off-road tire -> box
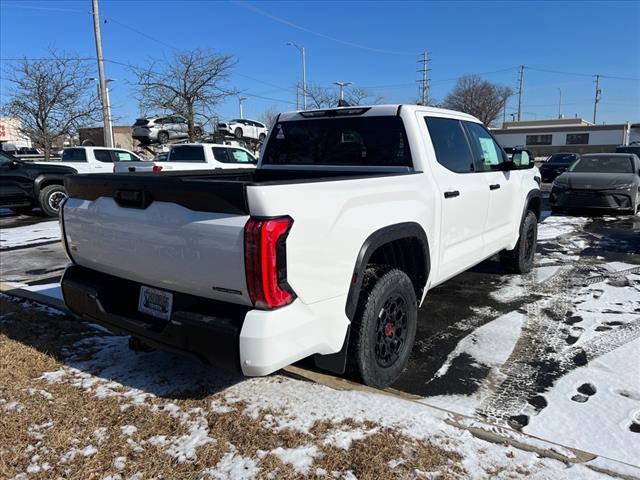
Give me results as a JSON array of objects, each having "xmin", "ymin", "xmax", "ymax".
[
  {"xmin": 38, "ymin": 184, "xmax": 67, "ymax": 217},
  {"xmin": 10, "ymin": 206, "xmax": 34, "ymax": 215},
  {"xmin": 347, "ymin": 265, "xmax": 418, "ymax": 388},
  {"xmin": 157, "ymin": 131, "xmax": 169, "ymax": 144},
  {"xmin": 500, "ymin": 211, "xmax": 538, "ymax": 274},
  {"xmin": 234, "ymin": 127, "xmax": 243, "ymax": 139}
]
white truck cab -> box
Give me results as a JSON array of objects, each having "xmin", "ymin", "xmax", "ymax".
[
  {"xmin": 61, "ymin": 105, "xmax": 541, "ymax": 388},
  {"xmin": 113, "ymin": 143, "xmax": 257, "ymax": 173},
  {"xmin": 36, "ymin": 147, "xmax": 142, "ymax": 174}
]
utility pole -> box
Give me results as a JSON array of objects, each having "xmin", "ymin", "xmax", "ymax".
[
  {"xmin": 558, "ymin": 88, "xmax": 562, "ymax": 119},
  {"xmin": 238, "ymin": 97, "xmax": 246, "ymax": 119},
  {"xmin": 334, "ymin": 81, "xmax": 352, "ymax": 101},
  {"xmin": 417, "ymin": 51, "xmax": 430, "ymax": 105},
  {"xmin": 91, "ymin": 0, "xmax": 113, "ymax": 147},
  {"xmin": 516, "ymin": 65, "xmax": 525, "ymax": 122},
  {"xmin": 287, "ymin": 42, "xmax": 307, "ymax": 110},
  {"xmin": 593, "ymin": 74, "xmax": 602, "ymax": 124}
]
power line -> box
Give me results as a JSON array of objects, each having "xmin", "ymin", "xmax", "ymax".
[
  {"xmin": 232, "ymin": 0, "xmax": 418, "ymax": 56},
  {"xmin": 104, "ymin": 16, "xmax": 181, "ymax": 51},
  {"xmin": 0, "ymin": 2, "xmax": 86, "ymax": 13},
  {"xmin": 528, "ymin": 66, "xmax": 640, "ymax": 82}
]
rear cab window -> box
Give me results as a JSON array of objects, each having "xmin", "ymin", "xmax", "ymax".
[
  {"xmin": 94, "ymin": 149, "xmax": 114, "ymax": 163},
  {"xmin": 262, "ymin": 116, "xmax": 412, "ymax": 167},
  {"xmin": 168, "ymin": 145, "xmax": 206, "ymax": 162},
  {"xmin": 424, "ymin": 117, "xmax": 475, "ymax": 173}
]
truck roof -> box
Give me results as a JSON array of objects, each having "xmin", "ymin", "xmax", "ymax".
[{"xmin": 278, "ymin": 104, "xmax": 481, "ymax": 123}]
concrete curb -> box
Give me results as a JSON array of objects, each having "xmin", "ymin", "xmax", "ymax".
[{"xmin": 1, "ymin": 284, "xmax": 638, "ymax": 479}]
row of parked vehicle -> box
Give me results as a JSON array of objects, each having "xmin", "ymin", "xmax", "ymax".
[
  {"xmin": 131, "ymin": 115, "xmax": 268, "ymax": 145},
  {"xmin": 0, "ymin": 143, "xmax": 257, "ymax": 216}
]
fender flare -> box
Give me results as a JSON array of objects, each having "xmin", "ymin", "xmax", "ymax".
[
  {"xmin": 522, "ymin": 188, "xmax": 542, "ymax": 223},
  {"xmin": 315, "ymin": 222, "xmax": 430, "ymax": 375},
  {"xmin": 346, "ymin": 222, "xmax": 431, "ymax": 320},
  {"xmin": 34, "ymin": 173, "xmax": 73, "ymax": 197}
]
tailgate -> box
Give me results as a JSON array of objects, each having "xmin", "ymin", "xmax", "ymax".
[{"xmin": 62, "ymin": 174, "xmax": 252, "ymax": 305}]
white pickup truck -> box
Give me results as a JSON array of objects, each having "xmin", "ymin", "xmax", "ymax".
[
  {"xmin": 60, "ymin": 105, "xmax": 541, "ymax": 388},
  {"xmin": 37, "ymin": 147, "xmax": 143, "ymax": 174},
  {"xmin": 113, "ymin": 143, "xmax": 257, "ymax": 173}
]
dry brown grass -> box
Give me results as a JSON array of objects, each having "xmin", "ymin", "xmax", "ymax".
[{"xmin": 0, "ymin": 297, "xmax": 465, "ymax": 479}]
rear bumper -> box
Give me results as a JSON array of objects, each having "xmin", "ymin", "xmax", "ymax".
[
  {"xmin": 61, "ymin": 265, "xmax": 350, "ymax": 376},
  {"xmin": 550, "ymin": 188, "xmax": 634, "ymax": 210}
]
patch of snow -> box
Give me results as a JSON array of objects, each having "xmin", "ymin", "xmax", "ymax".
[
  {"xmin": 40, "ymin": 369, "xmax": 66, "ymax": 383},
  {"xmin": 270, "ymin": 444, "xmax": 318, "ymax": 473},
  {"xmin": 120, "ymin": 425, "xmax": 137, "ymax": 436},
  {"xmin": 113, "ymin": 456, "xmax": 127, "ymax": 471},
  {"xmin": 323, "ymin": 428, "xmax": 375, "ymax": 450},
  {"xmin": 537, "ymin": 216, "xmax": 587, "ymax": 241},
  {"xmin": 204, "ymin": 448, "xmax": 258, "ymax": 480},
  {"xmin": 0, "ymin": 221, "xmax": 60, "ymax": 250},
  {"xmin": 165, "ymin": 422, "xmax": 211, "ymax": 463},
  {"xmin": 22, "ymin": 283, "xmax": 63, "ymax": 300},
  {"xmin": 93, "ymin": 427, "xmax": 108, "ymax": 443},
  {"xmin": 524, "ymin": 339, "xmax": 640, "ymax": 465},
  {"xmin": 26, "ymin": 388, "xmax": 53, "ymax": 400}
]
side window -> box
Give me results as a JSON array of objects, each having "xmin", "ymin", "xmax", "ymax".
[
  {"xmin": 114, "ymin": 150, "xmax": 137, "ymax": 162},
  {"xmin": 424, "ymin": 117, "xmax": 475, "ymax": 173},
  {"xmin": 212, "ymin": 147, "xmax": 229, "ymax": 162},
  {"xmin": 229, "ymin": 148, "xmax": 255, "ymax": 164},
  {"xmin": 61, "ymin": 148, "xmax": 87, "ymax": 162},
  {"xmin": 93, "ymin": 149, "xmax": 114, "ymax": 163},
  {"xmin": 463, "ymin": 122, "xmax": 506, "ymax": 172},
  {"xmin": 169, "ymin": 146, "xmax": 205, "ymax": 162}
]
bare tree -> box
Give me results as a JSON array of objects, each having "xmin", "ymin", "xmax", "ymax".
[
  {"xmin": 306, "ymin": 84, "xmax": 384, "ymax": 109},
  {"xmin": 2, "ymin": 51, "xmax": 101, "ymax": 159},
  {"xmin": 442, "ymin": 75, "xmax": 514, "ymax": 126},
  {"xmin": 134, "ymin": 49, "xmax": 236, "ymax": 140},
  {"xmin": 258, "ymin": 105, "xmax": 280, "ymax": 129}
]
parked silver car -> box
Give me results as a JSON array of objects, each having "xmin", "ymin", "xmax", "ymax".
[{"xmin": 132, "ymin": 115, "xmax": 203, "ymax": 145}]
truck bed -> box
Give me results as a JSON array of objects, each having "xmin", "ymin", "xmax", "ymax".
[{"xmin": 64, "ymin": 168, "xmax": 415, "ymax": 214}]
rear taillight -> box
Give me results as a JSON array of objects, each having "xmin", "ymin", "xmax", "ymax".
[
  {"xmin": 245, "ymin": 216, "xmax": 295, "ymax": 309},
  {"xmin": 152, "ymin": 165, "xmax": 163, "ymax": 172}
]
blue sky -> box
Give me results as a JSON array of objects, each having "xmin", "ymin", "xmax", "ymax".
[{"xmin": 1, "ymin": 0, "xmax": 639, "ymax": 127}]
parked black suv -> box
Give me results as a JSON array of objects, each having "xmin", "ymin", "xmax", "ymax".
[
  {"xmin": 539, "ymin": 152, "xmax": 580, "ymax": 183},
  {"xmin": 0, "ymin": 150, "xmax": 77, "ymax": 216}
]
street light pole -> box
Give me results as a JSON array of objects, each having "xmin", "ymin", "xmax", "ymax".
[
  {"xmin": 558, "ymin": 88, "xmax": 562, "ymax": 119},
  {"xmin": 91, "ymin": 0, "xmax": 113, "ymax": 147},
  {"xmin": 287, "ymin": 42, "xmax": 307, "ymax": 110},
  {"xmin": 239, "ymin": 97, "xmax": 247, "ymax": 119},
  {"xmin": 90, "ymin": 77, "xmax": 114, "ymax": 147}
]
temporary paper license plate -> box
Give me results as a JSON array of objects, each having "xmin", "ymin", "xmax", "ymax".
[{"xmin": 138, "ymin": 285, "xmax": 173, "ymax": 321}]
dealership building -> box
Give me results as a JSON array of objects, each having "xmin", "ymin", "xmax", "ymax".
[{"xmin": 492, "ymin": 118, "xmax": 639, "ymax": 157}]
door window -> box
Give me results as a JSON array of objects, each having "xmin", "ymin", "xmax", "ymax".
[
  {"xmin": 424, "ymin": 117, "xmax": 475, "ymax": 173},
  {"xmin": 463, "ymin": 122, "xmax": 506, "ymax": 172},
  {"xmin": 94, "ymin": 149, "xmax": 114, "ymax": 163},
  {"xmin": 114, "ymin": 151, "xmax": 138, "ymax": 162},
  {"xmin": 169, "ymin": 145, "xmax": 206, "ymax": 162}
]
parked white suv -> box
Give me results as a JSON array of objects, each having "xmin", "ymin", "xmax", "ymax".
[
  {"xmin": 60, "ymin": 105, "xmax": 541, "ymax": 388},
  {"xmin": 217, "ymin": 119, "xmax": 267, "ymax": 142},
  {"xmin": 132, "ymin": 116, "xmax": 203, "ymax": 145}
]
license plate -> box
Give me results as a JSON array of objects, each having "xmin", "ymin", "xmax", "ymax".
[{"xmin": 138, "ymin": 285, "xmax": 173, "ymax": 321}]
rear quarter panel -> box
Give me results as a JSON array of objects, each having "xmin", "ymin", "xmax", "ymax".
[{"xmin": 246, "ymin": 173, "xmax": 437, "ymax": 305}]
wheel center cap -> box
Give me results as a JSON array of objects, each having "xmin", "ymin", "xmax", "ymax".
[{"xmin": 384, "ymin": 322, "xmax": 394, "ymax": 337}]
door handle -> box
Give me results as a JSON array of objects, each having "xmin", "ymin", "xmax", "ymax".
[
  {"xmin": 444, "ymin": 190, "xmax": 460, "ymax": 199},
  {"xmin": 490, "ymin": 184, "xmax": 501, "ymax": 190}
]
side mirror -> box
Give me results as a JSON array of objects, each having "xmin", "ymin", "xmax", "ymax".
[
  {"xmin": 9, "ymin": 160, "xmax": 20, "ymax": 170},
  {"xmin": 498, "ymin": 160, "xmax": 517, "ymax": 171}
]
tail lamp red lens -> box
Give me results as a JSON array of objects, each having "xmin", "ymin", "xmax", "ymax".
[
  {"xmin": 152, "ymin": 165, "xmax": 163, "ymax": 172},
  {"xmin": 244, "ymin": 216, "xmax": 295, "ymax": 309}
]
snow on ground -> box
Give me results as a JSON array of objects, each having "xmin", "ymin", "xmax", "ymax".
[
  {"xmin": 524, "ymin": 338, "xmax": 640, "ymax": 466},
  {"xmin": 38, "ymin": 332, "xmax": 614, "ymax": 479},
  {"xmin": 0, "ymin": 220, "xmax": 60, "ymax": 250},
  {"xmin": 23, "ymin": 282, "xmax": 64, "ymax": 300},
  {"xmin": 537, "ymin": 215, "xmax": 588, "ymax": 241},
  {"xmin": 423, "ymin": 311, "xmax": 525, "ymax": 416}
]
